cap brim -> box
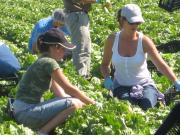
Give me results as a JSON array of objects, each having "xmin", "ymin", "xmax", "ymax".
[
  {"xmin": 58, "ymin": 42, "xmax": 76, "ymax": 50},
  {"xmin": 128, "ymin": 16, "xmax": 145, "ymax": 23},
  {"xmin": 42, "ymin": 41, "xmax": 76, "ymax": 50}
]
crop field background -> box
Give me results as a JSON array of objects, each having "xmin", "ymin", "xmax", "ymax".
[{"xmin": 0, "ymin": 0, "xmax": 179, "ymax": 134}]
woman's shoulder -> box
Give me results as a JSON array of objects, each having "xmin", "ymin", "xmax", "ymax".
[
  {"xmin": 141, "ymin": 34, "xmax": 156, "ymax": 53},
  {"xmin": 103, "ymin": 32, "xmax": 118, "ymax": 51},
  {"xmin": 142, "ymin": 34, "xmax": 154, "ymax": 45},
  {"xmin": 35, "ymin": 57, "xmax": 60, "ymax": 71},
  {"xmin": 106, "ymin": 32, "xmax": 117, "ymax": 43}
]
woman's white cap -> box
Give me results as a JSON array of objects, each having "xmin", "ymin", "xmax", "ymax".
[{"xmin": 121, "ymin": 4, "xmax": 144, "ymax": 23}]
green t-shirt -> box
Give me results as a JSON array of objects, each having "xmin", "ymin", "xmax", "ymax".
[{"xmin": 16, "ymin": 55, "xmax": 59, "ymax": 104}]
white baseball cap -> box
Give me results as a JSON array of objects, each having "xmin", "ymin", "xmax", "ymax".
[{"xmin": 121, "ymin": 4, "xmax": 144, "ymax": 23}]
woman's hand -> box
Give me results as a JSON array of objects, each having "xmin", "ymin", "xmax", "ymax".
[
  {"xmin": 95, "ymin": 101, "xmax": 103, "ymax": 109},
  {"xmin": 174, "ymin": 80, "xmax": 180, "ymax": 92},
  {"xmin": 104, "ymin": 76, "xmax": 113, "ymax": 90}
]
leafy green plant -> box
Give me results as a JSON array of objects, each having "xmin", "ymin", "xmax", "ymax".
[{"xmin": 0, "ymin": 0, "xmax": 179, "ymax": 134}]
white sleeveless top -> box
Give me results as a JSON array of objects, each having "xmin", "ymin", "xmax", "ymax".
[{"xmin": 112, "ymin": 31, "xmax": 155, "ymax": 87}]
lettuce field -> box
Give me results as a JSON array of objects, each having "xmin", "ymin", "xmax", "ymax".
[{"xmin": 0, "ymin": 0, "xmax": 180, "ymax": 134}]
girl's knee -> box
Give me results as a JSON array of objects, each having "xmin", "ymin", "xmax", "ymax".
[{"xmin": 71, "ymin": 98, "xmax": 84, "ymax": 109}]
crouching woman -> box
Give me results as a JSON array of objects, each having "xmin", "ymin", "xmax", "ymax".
[{"xmin": 13, "ymin": 28, "xmax": 95, "ymax": 135}]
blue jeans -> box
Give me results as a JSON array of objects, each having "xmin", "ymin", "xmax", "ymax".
[
  {"xmin": 13, "ymin": 97, "xmax": 73, "ymax": 130},
  {"xmin": 65, "ymin": 12, "xmax": 91, "ymax": 77},
  {"xmin": 0, "ymin": 60, "xmax": 18, "ymax": 76},
  {"xmin": 113, "ymin": 85, "xmax": 158, "ymax": 110}
]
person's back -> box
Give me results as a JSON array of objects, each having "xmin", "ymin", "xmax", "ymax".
[
  {"xmin": 28, "ymin": 16, "xmax": 53, "ymax": 52},
  {"xmin": 28, "ymin": 9, "xmax": 71, "ymax": 53},
  {"xmin": 16, "ymin": 56, "xmax": 58, "ymax": 104},
  {"xmin": 0, "ymin": 41, "xmax": 21, "ymax": 76},
  {"xmin": 33, "ymin": 16, "xmax": 53, "ymax": 34}
]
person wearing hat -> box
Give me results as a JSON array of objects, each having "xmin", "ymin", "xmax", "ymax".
[
  {"xmin": 28, "ymin": 8, "xmax": 71, "ymax": 54},
  {"xmin": 100, "ymin": 4, "xmax": 180, "ymax": 110},
  {"xmin": 13, "ymin": 28, "xmax": 97, "ymax": 135}
]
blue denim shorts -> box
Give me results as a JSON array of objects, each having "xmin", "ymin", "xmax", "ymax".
[{"xmin": 14, "ymin": 97, "xmax": 73, "ymax": 130}]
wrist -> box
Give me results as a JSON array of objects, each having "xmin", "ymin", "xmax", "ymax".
[
  {"xmin": 174, "ymin": 80, "xmax": 180, "ymax": 92},
  {"xmin": 92, "ymin": 100, "xmax": 96, "ymax": 104},
  {"xmin": 174, "ymin": 80, "xmax": 180, "ymax": 85}
]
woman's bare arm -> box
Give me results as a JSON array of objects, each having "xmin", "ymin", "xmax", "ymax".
[
  {"xmin": 143, "ymin": 35, "xmax": 177, "ymax": 82},
  {"xmin": 100, "ymin": 33, "xmax": 115, "ymax": 78},
  {"xmin": 51, "ymin": 80, "xmax": 70, "ymax": 97},
  {"xmin": 51, "ymin": 69, "xmax": 95, "ymax": 105}
]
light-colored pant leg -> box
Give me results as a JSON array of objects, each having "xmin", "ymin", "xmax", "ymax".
[
  {"xmin": 13, "ymin": 97, "xmax": 72, "ymax": 130},
  {"xmin": 65, "ymin": 12, "xmax": 91, "ymax": 77}
]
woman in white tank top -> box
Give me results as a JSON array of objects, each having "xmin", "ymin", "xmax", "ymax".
[{"xmin": 100, "ymin": 4, "xmax": 180, "ymax": 110}]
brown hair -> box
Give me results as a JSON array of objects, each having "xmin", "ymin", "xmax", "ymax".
[
  {"xmin": 116, "ymin": 9, "xmax": 122, "ymax": 22},
  {"xmin": 117, "ymin": 8, "xmax": 125, "ymax": 29},
  {"xmin": 37, "ymin": 34, "xmax": 54, "ymax": 53}
]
